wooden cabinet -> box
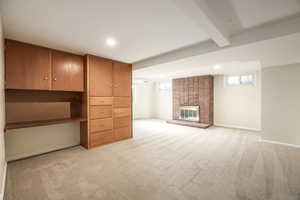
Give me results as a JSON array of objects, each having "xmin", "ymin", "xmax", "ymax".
[
  {"xmin": 113, "ymin": 108, "xmax": 131, "ymax": 118},
  {"xmin": 4, "ymin": 40, "xmax": 132, "ymax": 151},
  {"xmin": 112, "ymin": 63, "xmax": 132, "ymax": 141},
  {"xmin": 89, "ymin": 97, "xmax": 113, "ymax": 106},
  {"xmin": 5, "ymin": 40, "xmax": 52, "ymax": 90},
  {"xmin": 83, "ymin": 55, "xmax": 132, "ymax": 149},
  {"xmin": 90, "ymin": 106, "xmax": 112, "ymax": 119},
  {"xmin": 89, "ymin": 56, "xmax": 113, "ymax": 96},
  {"xmin": 5, "ymin": 40, "xmax": 84, "ymax": 92},
  {"xmin": 114, "ymin": 116, "xmax": 131, "ymax": 129},
  {"xmin": 52, "ymin": 50, "xmax": 84, "ymax": 92},
  {"xmin": 115, "ymin": 126, "xmax": 132, "ymax": 141},
  {"xmin": 90, "ymin": 118, "xmax": 113, "ymax": 133},
  {"xmin": 90, "ymin": 130, "xmax": 115, "ymax": 147},
  {"xmin": 114, "ymin": 97, "xmax": 131, "ymax": 108},
  {"xmin": 113, "ymin": 62, "xmax": 132, "ymax": 97}
]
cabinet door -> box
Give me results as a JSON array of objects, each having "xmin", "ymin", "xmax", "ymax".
[
  {"xmin": 90, "ymin": 106, "xmax": 112, "ymax": 119},
  {"xmin": 90, "ymin": 130, "xmax": 115, "ymax": 147},
  {"xmin": 113, "ymin": 108, "xmax": 131, "ymax": 118},
  {"xmin": 52, "ymin": 51, "xmax": 84, "ymax": 92},
  {"xmin": 114, "ymin": 116, "xmax": 131, "ymax": 129},
  {"xmin": 113, "ymin": 62, "xmax": 132, "ymax": 97},
  {"xmin": 88, "ymin": 56, "xmax": 113, "ymax": 96},
  {"xmin": 113, "ymin": 97, "xmax": 131, "ymax": 108},
  {"xmin": 90, "ymin": 118, "xmax": 113, "ymax": 133},
  {"xmin": 115, "ymin": 126, "xmax": 132, "ymax": 141},
  {"xmin": 5, "ymin": 40, "xmax": 51, "ymax": 90}
]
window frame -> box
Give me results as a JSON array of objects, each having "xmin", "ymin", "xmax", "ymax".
[
  {"xmin": 225, "ymin": 74, "xmax": 255, "ymax": 86},
  {"xmin": 157, "ymin": 81, "xmax": 172, "ymax": 91}
]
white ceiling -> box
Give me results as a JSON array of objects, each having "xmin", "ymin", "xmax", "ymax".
[
  {"xmin": 133, "ymin": 32, "xmax": 300, "ymax": 80},
  {"xmin": 0, "ymin": 0, "xmax": 209, "ymax": 63},
  {"xmin": 134, "ymin": 60, "xmax": 262, "ymax": 81},
  {"xmin": 1, "ymin": 0, "xmax": 300, "ymax": 63},
  {"xmin": 229, "ymin": 0, "xmax": 300, "ymax": 28}
]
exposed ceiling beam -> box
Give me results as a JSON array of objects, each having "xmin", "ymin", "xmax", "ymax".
[
  {"xmin": 173, "ymin": 0, "xmax": 231, "ymax": 47},
  {"xmin": 133, "ymin": 15, "xmax": 300, "ymax": 70}
]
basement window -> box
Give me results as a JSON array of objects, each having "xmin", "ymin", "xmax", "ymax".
[
  {"xmin": 227, "ymin": 76, "xmax": 240, "ymax": 86},
  {"xmin": 240, "ymin": 75, "xmax": 254, "ymax": 85},
  {"xmin": 158, "ymin": 82, "xmax": 171, "ymax": 91},
  {"xmin": 226, "ymin": 74, "xmax": 254, "ymax": 86}
]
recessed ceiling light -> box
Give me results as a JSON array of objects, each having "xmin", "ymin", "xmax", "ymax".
[
  {"xmin": 214, "ymin": 65, "xmax": 221, "ymax": 70},
  {"xmin": 106, "ymin": 38, "xmax": 117, "ymax": 47}
]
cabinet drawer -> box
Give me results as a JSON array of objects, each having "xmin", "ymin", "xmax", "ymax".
[
  {"xmin": 90, "ymin": 106, "xmax": 112, "ymax": 119},
  {"xmin": 114, "ymin": 97, "xmax": 131, "ymax": 108},
  {"xmin": 114, "ymin": 116, "xmax": 131, "ymax": 129},
  {"xmin": 113, "ymin": 108, "xmax": 131, "ymax": 118},
  {"xmin": 90, "ymin": 118, "xmax": 113, "ymax": 132},
  {"xmin": 90, "ymin": 130, "xmax": 114, "ymax": 147},
  {"xmin": 90, "ymin": 97, "xmax": 113, "ymax": 106},
  {"xmin": 115, "ymin": 127, "xmax": 132, "ymax": 141}
]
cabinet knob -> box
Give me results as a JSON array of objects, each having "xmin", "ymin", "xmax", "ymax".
[
  {"xmin": 53, "ymin": 78, "xmax": 57, "ymax": 81},
  {"xmin": 43, "ymin": 76, "xmax": 48, "ymax": 80}
]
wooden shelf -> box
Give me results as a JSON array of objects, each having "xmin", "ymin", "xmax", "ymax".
[{"xmin": 5, "ymin": 117, "xmax": 87, "ymax": 130}]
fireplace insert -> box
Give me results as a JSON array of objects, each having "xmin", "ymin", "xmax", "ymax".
[{"xmin": 179, "ymin": 106, "xmax": 199, "ymax": 122}]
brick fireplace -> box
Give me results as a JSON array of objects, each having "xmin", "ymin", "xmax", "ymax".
[{"xmin": 172, "ymin": 75, "xmax": 213, "ymax": 125}]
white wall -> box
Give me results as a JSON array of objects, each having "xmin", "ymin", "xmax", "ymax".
[
  {"xmin": 133, "ymin": 80, "xmax": 172, "ymax": 120},
  {"xmin": 133, "ymin": 82, "xmax": 154, "ymax": 119},
  {"xmin": 214, "ymin": 72, "xmax": 261, "ymax": 131},
  {"xmin": 153, "ymin": 81, "xmax": 172, "ymax": 120},
  {"xmin": 134, "ymin": 75, "xmax": 262, "ymax": 131},
  {"xmin": 0, "ymin": 14, "xmax": 6, "ymax": 199},
  {"xmin": 262, "ymin": 63, "xmax": 300, "ymax": 146},
  {"xmin": 5, "ymin": 123, "xmax": 80, "ymax": 161}
]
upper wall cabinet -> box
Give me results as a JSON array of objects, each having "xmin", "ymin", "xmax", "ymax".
[
  {"xmin": 88, "ymin": 55, "xmax": 113, "ymax": 97},
  {"xmin": 5, "ymin": 40, "xmax": 52, "ymax": 90},
  {"xmin": 5, "ymin": 40, "xmax": 84, "ymax": 92},
  {"xmin": 52, "ymin": 50, "xmax": 84, "ymax": 92},
  {"xmin": 113, "ymin": 62, "xmax": 132, "ymax": 97}
]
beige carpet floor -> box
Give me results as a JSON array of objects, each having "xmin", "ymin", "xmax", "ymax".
[{"xmin": 4, "ymin": 120, "xmax": 300, "ymax": 200}]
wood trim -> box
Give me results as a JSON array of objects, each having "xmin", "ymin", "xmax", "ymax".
[
  {"xmin": 81, "ymin": 55, "xmax": 90, "ymax": 148},
  {"xmin": 5, "ymin": 89, "xmax": 83, "ymax": 103},
  {"xmin": 6, "ymin": 117, "xmax": 87, "ymax": 130}
]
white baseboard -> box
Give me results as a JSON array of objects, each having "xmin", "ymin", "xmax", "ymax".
[
  {"xmin": 260, "ymin": 139, "xmax": 300, "ymax": 148},
  {"xmin": 214, "ymin": 123, "xmax": 261, "ymax": 132},
  {"xmin": 0, "ymin": 162, "xmax": 7, "ymax": 200}
]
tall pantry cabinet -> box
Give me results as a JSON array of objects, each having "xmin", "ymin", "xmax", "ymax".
[{"xmin": 82, "ymin": 55, "xmax": 132, "ymax": 149}]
